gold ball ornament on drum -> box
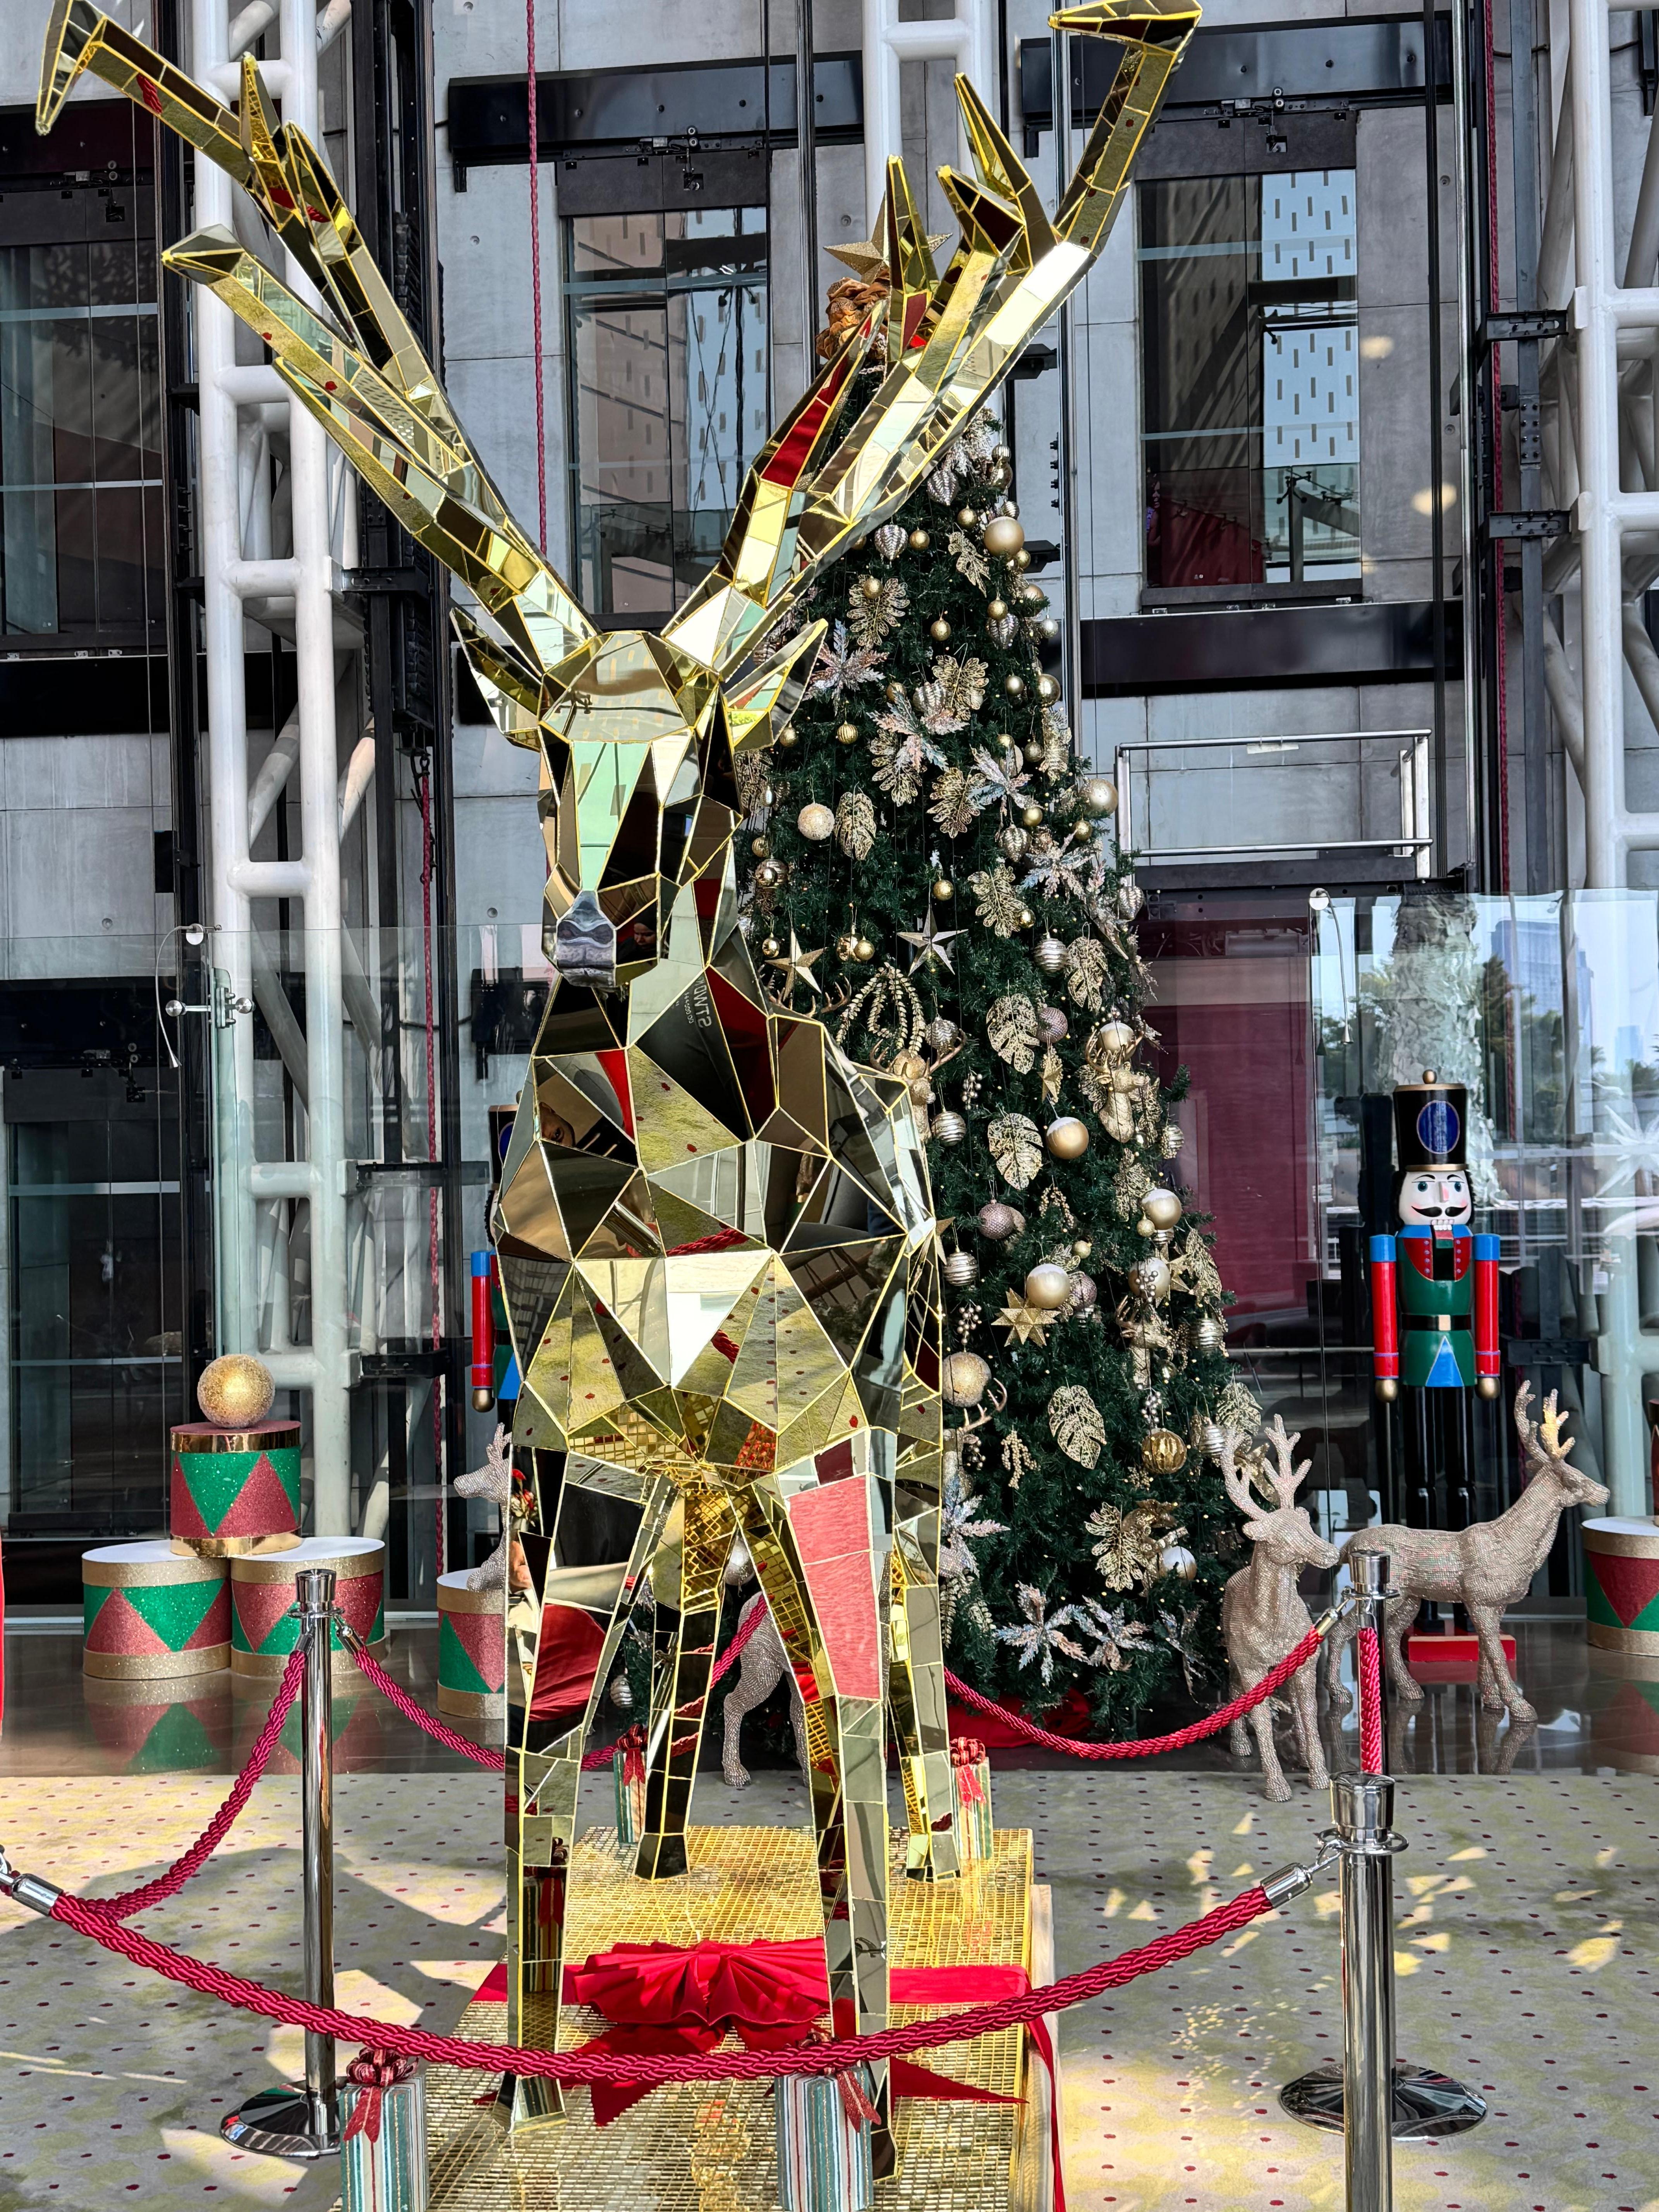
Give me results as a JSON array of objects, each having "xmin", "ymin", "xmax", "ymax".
[
  {"xmin": 1143, "ymin": 1187, "xmax": 1183, "ymax": 1233},
  {"xmin": 1024, "ymin": 1263, "xmax": 1073, "ymax": 1311},
  {"xmin": 796, "ymin": 802, "xmax": 835, "ymax": 842},
  {"xmin": 982, "ymin": 514, "xmax": 1025, "ymax": 558},
  {"xmin": 1141, "ymin": 1427, "xmax": 1189, "ymax": 1475},
  {"xmin": 943, "ymin": 1350, "xmax": 993, "ymax": 1407},
  {"xmin": 198, "ymin": 1353, "xmax": 275, "ymax": 1427},
  {"xmin": 1046, "ymin": 1115, "xmax": 1090, "ymax": 1160}
]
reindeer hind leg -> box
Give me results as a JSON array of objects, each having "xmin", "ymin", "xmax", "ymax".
[{"xmin": 636, "ymin": 1480, "xmax": 737, "ymax": 1879}]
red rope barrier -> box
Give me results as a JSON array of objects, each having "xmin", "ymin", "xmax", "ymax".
[
  {"xmin": 1357, "ymin": 1626, "xmax": 1384, "ymax": 1776},
  {"xmin": 943, "ymin": 1621, "xmax": 1329, "ymax": 1759},
  {"xmin": 48, "ymin": 1882, "xmax": 1267, "ymax": 2083},
  {"xmin": 84, "ymin": 1646, "xmax": 306, "ymax": 1923}
]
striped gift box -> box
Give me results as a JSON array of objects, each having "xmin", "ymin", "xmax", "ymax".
[
  {"xmin": 775, "ymin": 2066, "xmax": 874, "ymax": 2212},
  {"xmin": 340, "ymin": 2055, "xmax": 428, "ymax": 2212},
  {"xmin": 613, "ymin": 1726, "xmax": 647, "ymax": 1846},
  {"xmin": 950, "ymin": 1736, "xmax": 994, "ymax": 1862}
]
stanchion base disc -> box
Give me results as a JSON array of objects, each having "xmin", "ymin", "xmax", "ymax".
[
  {"xmin": 220, "ymin": 2085, "xmax": 339, "ymax": 2158},
  {"xmin": 1279, "ymin": 2061, "xmax": 1487, "ymax": 2141}
]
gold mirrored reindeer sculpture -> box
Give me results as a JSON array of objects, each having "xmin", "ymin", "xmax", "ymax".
[{"xmin": 40, "ymin": 0, "xmax": 1197, "ymax": 2148}]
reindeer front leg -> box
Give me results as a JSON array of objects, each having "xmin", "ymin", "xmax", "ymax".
[
  {"xmin": 637, "ymin": 1478, "xmax": 737, "ymax": 1879},
  {"xmin": 1468, "ymin": 1600, "xmax": 1532, "ymax": 1721},
  {"xmin": 497, "ymin": 1463, "xmax": 679, "ymax": 2131},
  {"xmin": 888, "ymin": 1522, "xmax": 959, "ymax": 1881}
]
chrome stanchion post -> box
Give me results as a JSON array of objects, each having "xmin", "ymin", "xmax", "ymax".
[
  {"xmin": 222, "ymin": 1567, "xmax": 341, "ymax": 2158},
  {"xmin": 1281, "ymin": 1555, "xmax": 1486, "ymax": 2195}
]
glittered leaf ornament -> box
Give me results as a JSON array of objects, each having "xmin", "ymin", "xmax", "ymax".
[
  {"xmin": 1048, "ymin": 1384, "xmax": 1105, "ymax": 1469},
  {"xmin": 988, "ymin": 1112, "xmax": 1043, "ymax": 1189},
  {"xmin": 986, "ymin": 996, "xmax": 1040, "ymax": 1073},
  {"xmin": 835, "ymin": 790, "xmax": 877, "ymax": 860}
]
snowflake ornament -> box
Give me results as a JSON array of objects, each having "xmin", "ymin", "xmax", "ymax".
[{"xmin": 995, "ymin": 1583, "xmax": 1086, "ymax": 1683}]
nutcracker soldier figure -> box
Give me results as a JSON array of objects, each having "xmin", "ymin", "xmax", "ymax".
[{"xmin": 1369, "ymin": 1074, "xmax": 1501, "ymax": 1540}]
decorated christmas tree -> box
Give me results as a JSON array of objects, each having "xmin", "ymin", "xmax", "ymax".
[{"xmin": 735, "ymin": 271, "xmax": 1254, "ymax": 1726}]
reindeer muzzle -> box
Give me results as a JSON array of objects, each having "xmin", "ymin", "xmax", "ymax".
[{"xmin": 553, "ymin": 891, "xmax": 617, "ymax": 990}]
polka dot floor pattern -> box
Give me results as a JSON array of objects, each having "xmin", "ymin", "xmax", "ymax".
[{"xmin": 2, "ymin": 1765, "xmax": 1655, "ymax": 2210}]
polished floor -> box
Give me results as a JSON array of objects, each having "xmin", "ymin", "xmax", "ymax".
[{"xmin": 1, "ymin": 1616, "xmax": 1653, "ymax": 1781}]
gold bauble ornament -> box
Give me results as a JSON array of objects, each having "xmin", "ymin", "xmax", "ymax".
[
  {"xmin": 931, "ymin": 876, "xmax": 954, "ymax": 903},
  {"xmin": 1013, "ymin": 548, "xmax": 1031, "ymax": 570},
  {"xmin": 859, "ymin": 573, "xmax": 883, "ymax": 601},
  {"xmin": 1017, "ymin": 905, "xmax": 1035, "ymax": 928},
  {"xmin": 796, "ymin": 802, "xmax": 835, "ymax": 842},
  {"xmin": 836, "ymin": 720, "xmax": 860, "ymax": 746},
  {"xmin": 1071, "ymin": 819, "xmax": 1094, "ymax": 844},
  {"xmin": 1141, "ymin": 1427, "xmax": 1189, "ymax": 1475},
  {"xmin": 759, "ymin": 935, "xmax": 782, "ymax": 960},
  {"xmin": 987, "ymin": 597, "xmax": 1008, "ymax": 621},
  {"xmin": 1036, "ymin": 673, "xmax": 1058, "ymax": 702},
  {"xmin": 908, "ymin": 527, "xmax": 930, "ymax": 550},
  {"xmin": 754, "ymin": 858, "xmax": 785, "ymax": 890},
  {"xmin": 983, "ymin": 514, "xmax": 1026, "ymax": 558},
  {"xmin": 1004, "ymin": 673, "xmax": 1025, "ymax": 697},
  {"xmin": 1081, "ymin": 775, "xmax": 1119, "ymax": 817},
  {"xmin": 1143, "ymin": 1186, "xmax": 1183, "ymax": 1232},
  {"xmin": 957, "ymin": 507, "xmax": 978, "ymax": 529},
  {"xmin": 750, "ymin": 835, "xmax": 772, "ymax": 859},
  {"xmin": 1024, "ymin": 1262, "xmax": 1073, "ymax": 1310},
  {"xmin": 943, "ymin": 1350, "xmax": 992, "ymax": 1407},
  {"xmin": 1134, "ymin": 1255, "xmax": 1172, "ymax": 1302},
  {"xmin": 1033, "ymin": 933, "xmax": 1067, "ymax": 974},
  {"xmin": 853, "ymin": 934, "xmax": 877, "ymax": 962},
  {"xmin": 198, "ymin": 1352, "xmax": 275, "ymax": 1427},
  {"xmin": 925, "ymin": 1015, "xmax": 961, "ymax": 1052},
  {"xmin": 929, "ymin": 617, "xmax": 951, "ymax": 643},
  {"xmin": 1072, "ymin": 1237, "xmax": 1093, "ymax": 1259},
  {"xmin": 1045, "ymin": 1115, "xmax": 1090, "ymax": 1159},
  {"xmin": 1020, "ymin": 800, "xmax": 1045, "ymax": 829},
  {"xmin": 1024, "ymin": 740, "xmax": 1045, "ymax": 767}
]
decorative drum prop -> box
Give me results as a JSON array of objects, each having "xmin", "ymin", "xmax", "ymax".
[
  {"xmin": 82, "ymin": 1541, "xmax": 230, "ymax": 1680},
  {"xmin": 230, "ymin": 1535, "xmax": 386, "ymax": 1681},
  {"xmin": 436, "ymin": 1570, "xmax": 505, "ymax": 1716},
  {"xmin": 170, "ymin": 1416, "xmax": 301, "ymax": 1557},
  {"xmin": 1583, "ymin": 1516, "xmax": 1659, "ymax": 1655}
]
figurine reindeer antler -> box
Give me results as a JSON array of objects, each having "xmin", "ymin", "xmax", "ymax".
[
  {"xmin": 1513, "ymin": 1381, "xmax": 1574, "ymax": 1470},
  {"xmin": 1261, "ymin": 1415, "xmax": 1312, "ymax": 1508},
  {"xmin": 1216, "ymin": 1427, "xmax": 1267, "ymax": 1521}
]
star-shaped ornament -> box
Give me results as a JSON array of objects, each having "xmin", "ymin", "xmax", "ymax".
[
  {"xmin": 992, "ymin": 1295, "xmax": 1049, "ymax": 1348},
  {"xmin": 898, "ymin": 910, "xmax": 963, "ymax": 975},
  {"xmin": 828, "ymin": 231, "xmax": 947, "ymax": 282},
  {"xmin": 765, "ymin": 931, "xmax": 824, "ymax": 1000}
]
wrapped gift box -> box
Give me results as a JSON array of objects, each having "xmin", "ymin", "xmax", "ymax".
[
  {"xmin": 950, "ymin": 1736, "xmax": 993, "ymax": 1862},
  {"xmin": 340, "ymin": 2050, "xmax": 428, "ymax": 2212},
  {"xmin": 775, "ymin": 2063, "xmax": 875, "ymax": 2212},
  {"xmin": 613, "ymin": 1724, "xmax": 647, "ymax": 1846}
]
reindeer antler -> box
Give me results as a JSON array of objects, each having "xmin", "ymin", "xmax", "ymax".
[
  {"xmin": 1216, "ymin": 1427, "xmax": 1267, "ymax": 1521},
  {"xmin": 664, "ymin": 0, "xmax": 1200, "ymax": 677},
  {"xmin": 1261, "ymin": 1415, "xmax": 1312, "ymax": 1509},
  {"xmin": 1513, "ymin": 1381, "xmax": 1574, "ymax": 1470}
]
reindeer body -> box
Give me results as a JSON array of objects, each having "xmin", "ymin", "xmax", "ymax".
[
  {"xmin": 41, "ymin": 0, "xmax": 1201, "ymax": 2148},
  {"xmin": 1218, "ymin": 1420, "xmax": 1339, "ymax": 1801},
  {"xmin": 1329, "ymin": 1386, "xmax": 1608, "ymax": 1719}
]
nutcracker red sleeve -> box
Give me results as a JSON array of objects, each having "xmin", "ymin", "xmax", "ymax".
[
  {"xmin": 470, "ymin": 1249, "xmax": 496, "ymax": 1410},
  {"xmin": 1369, "ymin": 1234, "xmax": 1399, "ymax": 1388},
  {"xmin": 1474, "ymin": 1232, "xmax": 1500, "ymax": 1382}
]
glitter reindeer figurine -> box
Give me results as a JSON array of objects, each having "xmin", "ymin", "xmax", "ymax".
[{"xmin": 40, "ymin": 0, "xmax": 1199, "ymax": 2150}]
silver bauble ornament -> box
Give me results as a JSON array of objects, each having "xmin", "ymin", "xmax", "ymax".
[
  {"xmin": 608, "ymin": 1673, "xmax": 634, "ymax": 1711},
  {"xmin": 943, "ymin": 1250, "xmax": 980, "ymax": 1288},
  {"xmin": 1024, "ymin": 1262, "xmax": 1073, "ymax": 1311},
  {"xmin": 1067, "ymin": 1270, "xmax": 1097, "ymax": 1311},
  {"xmin": 874, "ymin": 522, "xmax": 906, "ymax": 560},
  {"xmin": 924, "ymin": 1015, "xmax": 961, "ymax": 1054},
  {"xmin": 933, "ymin": 1109, "xmax": 968, "ymax": 1147},
  {"xmin": 977, "ymin": 1200, "xmax": 1023, "ymax": 1241},
  {"xmin": 943, "ymin": 1350, "xmax": 992, "ymax": 1407},
  {"xmin": 1160, "ymin": 1543, "xmax": 1198, "ymax": 1582},
  {"xmin": 1033, "ymin": 933, "xmax": 1066, "ymax": 975},
  {"xmin": 1143, "ymin": 1186, "xmax": 1183, "ymax": 1232},
  {"xmin": 796, "ymin": 802, "xmax": 835, "ymax": 842},
  {"xmin": 1194, "ymin": 1315, "xmax": 1225, "ymax": 1354}
]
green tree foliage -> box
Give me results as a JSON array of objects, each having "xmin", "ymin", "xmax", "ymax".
[{"xmin": 738, "ymin": 402, "xmax": 1249, "ymax": 1725}]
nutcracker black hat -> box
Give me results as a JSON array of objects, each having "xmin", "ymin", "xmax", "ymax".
[{"xmin": 1393, "ymin": 1071, "xmax": 1467, "ymax": 1172}]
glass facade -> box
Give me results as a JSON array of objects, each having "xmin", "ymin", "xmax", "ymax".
[
  {"xmin": 0, "ymin": 175, "xmax": 163, "ymax": 649},
  {"xmin": 565, "ymin": 206, "xmax": 768, "ymax": 623},
  {"xmin": 1139, "ymin": 167, "xmax": 1359, "ymax": 591}
]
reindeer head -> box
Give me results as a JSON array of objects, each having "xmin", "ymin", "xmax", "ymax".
[
  {"xmin": 38, "ymin": 0, "xmax": 1200, "ymax": 994},
  {"xmin": 1513, "ymin": 1384, "xmax": 1610, "ymax": 1510},
  {"xmin": 1218, "ymin": 1417, "xmax": 1339, "ymax": 1573}
]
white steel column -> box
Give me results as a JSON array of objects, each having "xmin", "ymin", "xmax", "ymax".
[
  {"xmin": 191, "ymin": 0, "xmax": 355, "ymax": 1533},
  {"xmin": 861, "ymin": 0, "xmax": 997, "ymax": 224}
]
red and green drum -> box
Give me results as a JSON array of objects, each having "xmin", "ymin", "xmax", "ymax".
[
  {"xmin": 230, "ymin": 1535, "xmax": 386, "ymax": 1681},
  {"xmin": 1583, "ymin": 1516, "xmax": 1659, "ymax": 1655},
  {"xmin": 82, "ymin": 1541, "xmax": 231, "ymax": 1680},
  {"xmin": 436, "ymin": 1570, "xmax": 505, "ymax": 1716},
  {"xmin": 170, "ymin": 1417, "xmax": 302, "ymax": 1557}
]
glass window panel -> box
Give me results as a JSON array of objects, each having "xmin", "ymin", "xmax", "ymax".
[{"xmin": 571, "ymin": 211, "xmax": 666, "ymax": 277}]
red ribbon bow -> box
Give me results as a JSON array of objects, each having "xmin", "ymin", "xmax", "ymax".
[
  {"xmin": 950, "ymin": 1737, "xmax": 988, "ymax": 1803},
  {"xmin": 340, "ymin": 2045, "xmax": 415, "ymax": 2146}
]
